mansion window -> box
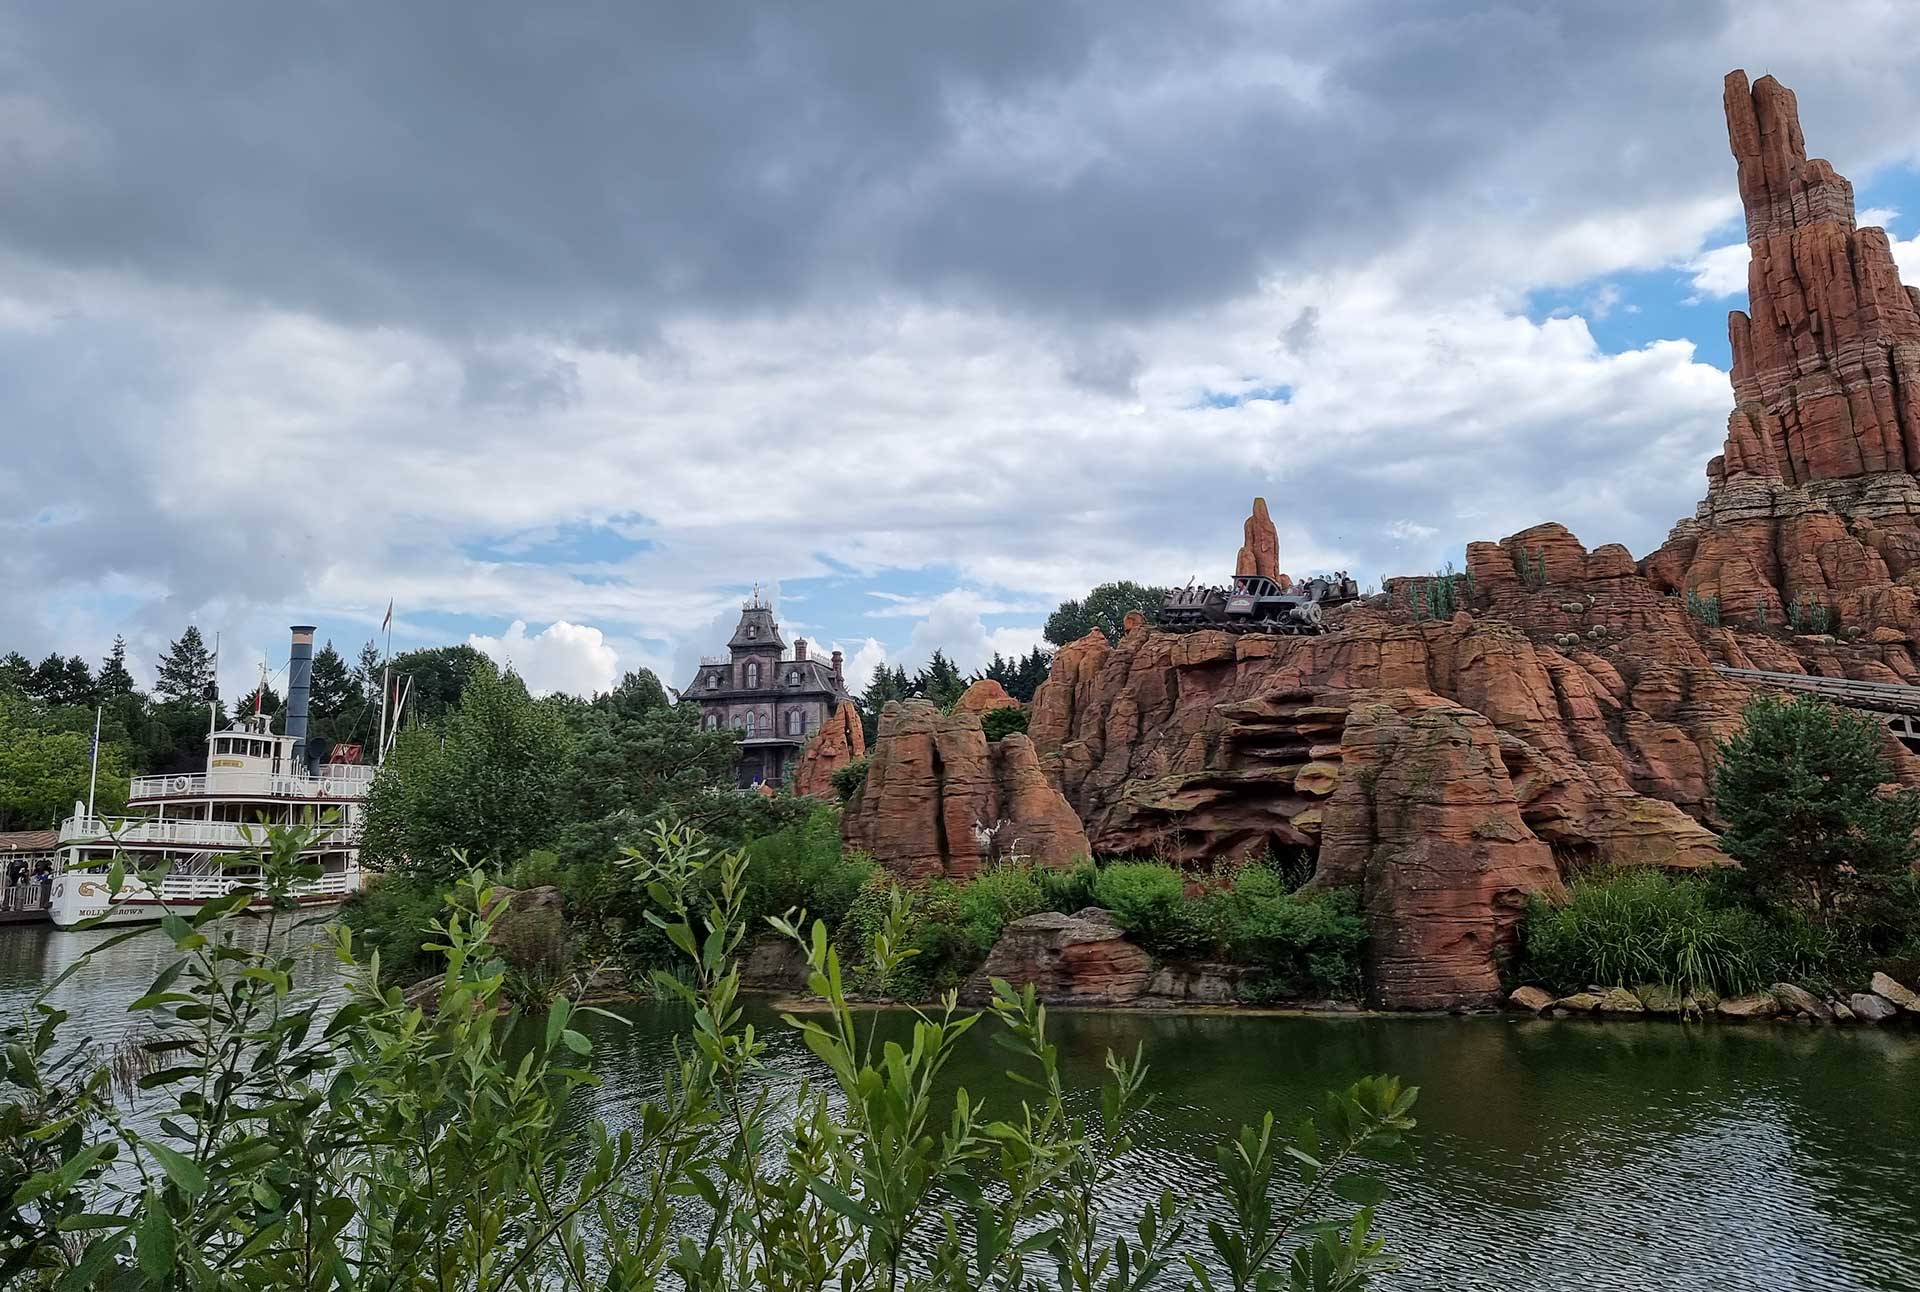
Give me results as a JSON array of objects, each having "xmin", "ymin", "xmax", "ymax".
[
  {"xmin": 732, "ymin": 715, "xmax": 745, "ymax": 731},
  {"xmin": 745, "ymin": 662, "xmax": 760, "ymax": 688},
  {"xmin": 786, "ymin": 669, "xmax": 800, "ymax": 685},
  {"xmin": 705, "ymin": 673, "xmax": 718, "ymax": 690},
  {"xmin": 786, "ymin": 710, "xmax": 804, "ymax": 736}
]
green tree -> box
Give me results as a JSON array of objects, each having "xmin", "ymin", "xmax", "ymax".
[
  {"xmin": 0, "ymin": 696, "xmax": 129, "ymax": 829},
  {"xmin": 912, "ymin": 649, "xmax": 967, "ymax": 708},
  {"xmin": 154, "ymin": 625, "xmax": 217, "ymax": 703},
  {"xmin": 981, "ymin": 645, "xmax": 1053, "ymax": 702},
  {"xmin": 558, "ymin": 691, "xmax": 741, "ymax": 853},
  {"xmin": 29, "ymin": 654, "xmax": 94, "ymax": 708},
  {"xmin": 0, "ymin": 652, "xmax": 31, "ymax": 696},
  {"xmin": 1715, "ymin": 694, "xmax": 1920, "ymax": 922},
  {"xmin": 359, "ymin": 661, "xmax": 573, "ymax": 875},
  {"xmin": 857, "ymin": 662, "xmax": 913, "ymax": 747},
  {"xmin": 1043, "ymin": 580, "xmax": 1169, "ymax": 646},
  {"xmin": 386, "ymin": 642, "xmax": 491, "ymax": 726},
  {"xmin": 306, "ymin": 640, "xmax": 365, "ymax": 745},
  {"xmin": 593, "ymin": 668, "xmax": 670, "ymax": 722},
  {"xmin": 96, "ymin": 636, "xmax": 136, "ymax": 698}
]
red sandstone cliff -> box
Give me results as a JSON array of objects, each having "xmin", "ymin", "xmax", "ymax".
[{"xmin": 793, "ymin": 699, "xmax": 866, "ymax": 799}]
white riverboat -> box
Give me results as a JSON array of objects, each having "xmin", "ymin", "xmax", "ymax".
[{"xmin": 49, "ymin": 626, "xmax": 371, "ymax": 927}]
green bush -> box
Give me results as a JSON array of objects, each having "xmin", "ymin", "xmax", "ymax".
[
  {"xmin": 830, "ymin": 755, "xmax": 870, "ymax": 801},
  {"xmin": 956, "ymin": 864, "xmax": 1048, "ymax": 954},
  {"xmin": 1037, "ymin": 859, "xmax": 1098, "ymax": 913},
  {"xmin": 981, "ymin": 706, "xmax": 1030, "ymax": 742},
  {"xmin": 339, "ymin": 871, "xmax": 453, "ymax": 984},
  {"xmin": 1092, "ymin": 861, "xmax": 1209, "ymax": 953},
  {"xmin": 1519, "ymin": 868, "xmax": 1769, "ymax": 998},
  {"xmin": 740, "ymin": 800, "xmax": 875, "ymax": 930},
  {"xmin": 1212, "ymin": 869, "xmax": 1367, "ymax": 998}
]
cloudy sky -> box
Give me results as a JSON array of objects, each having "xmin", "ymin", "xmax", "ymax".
[{"xmin": 7, "ymin": 1, "xmax": 1920, "ymax": 698}]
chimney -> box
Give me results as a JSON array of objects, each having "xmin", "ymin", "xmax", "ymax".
[
  {"xmin": 286, "ymin": 625, "xmax": 316, "ymax": 766},
  {"xmin": 794, "ymin": 637, "xmax": 809, "ymax": 662},
  {"xmin": 830, "ymin": 648, "xmax": 844, "ymax": 690}
]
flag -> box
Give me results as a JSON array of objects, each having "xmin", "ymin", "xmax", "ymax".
[{"xmin": 381, "ymin": 600, "xmax": 393, "ymax": 633}]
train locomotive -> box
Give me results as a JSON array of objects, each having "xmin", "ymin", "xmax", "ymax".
[{"xmin": 1156, "ymin": 571, "xmax": 1360, "ymax": 635}]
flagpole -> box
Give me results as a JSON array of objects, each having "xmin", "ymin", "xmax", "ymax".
[
  {"xmin": 377, "ymin": 600, "xmax": 393, "ymax": 765},
  {"xmin": 86, "ymin": 705, "xmax": 101, "ymax": 820}
]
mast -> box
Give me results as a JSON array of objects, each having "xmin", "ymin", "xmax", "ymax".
[{"xmin": 85, "ymin": 705, "xmax": 101, "ymax": 820}]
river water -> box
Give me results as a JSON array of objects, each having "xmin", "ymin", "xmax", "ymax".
[{"xmin": 6, "ymin": 922, "xmax": 1918, "ymax": 1291}]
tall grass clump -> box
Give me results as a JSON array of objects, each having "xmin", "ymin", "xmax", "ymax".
[{"xmin": 1520, "ymin": 868, "xmax": 1768, "ymax": 998}]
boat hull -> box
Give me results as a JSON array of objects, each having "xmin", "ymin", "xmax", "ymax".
[{"xmin": 48, "ymin": 872, "xmax": 359, "ymax": 928}]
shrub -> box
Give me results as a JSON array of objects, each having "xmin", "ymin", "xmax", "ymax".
[
  {"xmin": 740, "ymin": 800, "xmax": 875, "ymax": 930},
  {"xmin": 1213, "ymin": 869, "xmax": 1367, "ymax": 998},
  {"xmin": 981, "ymin": 706, "xmax": 1030, "ymax": 742},
  {"xmin": 339, "ymin": 871, "xmax": 453, "ymax": 984},
  {"xmin": 1519, "ymin": 868, "xmax": 1768, "ymax": 998},
  {"xmin": 1037, "ymin": 859, "xmax": 1098, "ymax": 913},
  {"xmin": 956, "ymin": 864, "xmax": 1048, "ymax": 954},
  {"xmin": 1093, "ymin": 861, "xmax": 1210, "ymax": 953},
  {"xmin": 830, "ymin": 755, "xmax": 870, "ymax": 801}
]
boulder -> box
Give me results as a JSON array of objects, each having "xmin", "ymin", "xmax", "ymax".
[
  {"xmin": 1597, "ymin": 986, "xmax": 1647, "ymax": 1015},
  {"xmin": 963, "ymin": 910, "xmax": 1151, "ymax": 1006},
  {"xmin": 843, "ymin": 700, "xmax": 1089, "ymax": 879},
  {"xmin": 1718, "ymin": 992, "xmax": 1782, "ymax": 1020},
  {"xmin": 1508, "ymin": 985, "xmax": 1556, "ymax": 1013},
  {"xmin": 1553, "ymin": 992, "xmax": 1603, "ymax": 1014},
  {"xmin": 1850, "ymin": 992, "xmax": 1902, "ymax": 1023},
  {"xmin": 1773, "ymin": 982, "xmax": 1834, "ymax": 1021},
  {"xmin": 1635, "ymin": 983, "xmax": 1684, "ymax": 1015},
  {"xmin": 739, "ymin": 936, "xmax": 811, "ymax": 993},
  {"xmin": 953, "ymin": 678, "xmax": 1021, "ymax": 716},
  {"xmin": 1142, "ymin": 961, "xmax": 1261, "ymax": 1006},
  {"xmin": 793, "ymin": 700, "xmax": 867, "ymax": 799},
  {"xmin": 1869, "ymin": 971, "xmax": 1920, "ymax": 1012},
  {"xmin": 1830, "ymin": 999, "xmax": 1857, "ymax": 1023}
]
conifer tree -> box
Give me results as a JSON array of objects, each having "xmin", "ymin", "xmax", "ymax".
[
  {"xmin": 97, "ymin": 636, "xmax": 136, "ymax": 698},
  {"xmin": 155, "ymin": 625, "xmax": 218, "ymax": 703}
]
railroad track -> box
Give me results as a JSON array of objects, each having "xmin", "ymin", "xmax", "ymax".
[{"xmin": 1715, "ymin": 666, "xmax": 1920, "ymax": 750}]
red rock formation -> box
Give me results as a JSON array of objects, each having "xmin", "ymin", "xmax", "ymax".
[
  {"xmin": 842, "ymin": 699, "xmax": 1089, "ymax": 878},
  {"xmin": 1714, "ymin": 72, "xmax": 1920, "ymax": 487},
  {"xmin": 963, "ymin": 909, "xmax": 1151, "ymax": 1006},
  {"xmin": 1235, "ymin": 497, "xmax": 1282, "ymax": 583},
  {"xmin": 1314, "ymin": 692, "xmax": 1565, "ymax": 1009},
  {"xmin": 953, "ymin": 677, "xmax": 1020, "ymax": 715},
  {"xmin": 792, "ymin": 699, "xmax": 866, "ymax": 799}
]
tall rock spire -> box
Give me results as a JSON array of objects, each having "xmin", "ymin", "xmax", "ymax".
[
  {"xmin": 1234, "ymin": 497, "xmax": 1281, "ymax": 582},
  {"xmin": 1714, "ymin": 70, "xmax": 1920, "ymax": 487}
]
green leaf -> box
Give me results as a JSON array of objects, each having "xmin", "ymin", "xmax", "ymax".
[
  {"xmin": 1330, "ymin": 1174, "xmax": 1388, "ymax": 1207},
  {"xmin": 135, "ymin": 1198, "xmax": 176, "ymax": 1278},
  {"xmin": 561, "ymin": 1028, "xmax": 591, "ymax": 1056},
  {"xmin": 806, "ymin": 1177, "xmax": 877, "ymax": 1228},
  {"xmin": 139, "ymin": 1137, "xmax": 208, "ymax": 1197}
]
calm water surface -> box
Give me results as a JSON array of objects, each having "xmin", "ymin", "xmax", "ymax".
[{"xmin": 6, "ymin": 923, "xmax": 1918, "ymax": 1291}]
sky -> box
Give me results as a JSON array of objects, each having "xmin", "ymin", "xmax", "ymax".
[{"xmin": 7, "ymin": 1, "xmax": 1920, "ymax": 700}]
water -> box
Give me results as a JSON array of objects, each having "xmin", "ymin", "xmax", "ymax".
[{"xmin": 6, "ymin": 924, "xmax": 1918, "ymax": 1291}]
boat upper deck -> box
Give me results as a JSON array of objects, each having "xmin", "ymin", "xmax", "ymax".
[{"xmin": 128, "ymin": 765, "xmax": 375, "ymax": 803}]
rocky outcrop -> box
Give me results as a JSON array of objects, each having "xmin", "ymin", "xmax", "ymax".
[
  {"xmin": 953, "ymin": 678, "xmax": 1021, "ymax": 716},
  {"xmin": 963, "ymin": 908, "xmax": 1151, "ymax": 1005},
  {"xmin": 1313, "ymin": 692, "xmax": 1564, "ymax": 1009},
  {"xmin": 843, "ymin": 699, "xmax": 1089, "ymax": 879},
  {"xmin": 793, "ymin": 700, "xmax": 867, "ymax": 799},
  {"xmin": 1236, "ymin": 496, "xmax": 1284, "ymax": 585}
]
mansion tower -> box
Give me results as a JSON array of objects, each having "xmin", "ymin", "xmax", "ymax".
[{"xmin": 687, "ymin": 592, "xmax": 848, "ymax": 788}]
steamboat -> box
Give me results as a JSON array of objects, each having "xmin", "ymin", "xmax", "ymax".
[{"xmin": 49, "ymin": 626, "xmax": 371, "ymax": 927}]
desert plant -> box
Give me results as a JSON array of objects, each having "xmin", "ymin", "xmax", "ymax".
[
  {"xmin": 1684, "ymin": 587, "xmax": 1722, "ymax": 627},
  {"xmin": 981, "ymin": 705, "xmax": 1030, "ymax": 742}
]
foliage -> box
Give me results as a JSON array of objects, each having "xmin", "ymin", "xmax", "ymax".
[
  {"xmin": 1210, "ymin": 872, "xmax": 1368, "ymax": 999},
  {"xmin": 856, "ymin": 665, "xmax": 913, "ymax": 748},
  {"xmin": 1404, "ymin": 563, "xmax": 1474, "ymax": 622},
  {"xmin": 981, "ymin": 705, "xmax": 1030, "ymax": 742},
  {"xmin": 384, "ymin": 643, "xmax": 493, "ymax": 726},
  {"xmin": 954, "ymin": 864, "xmax": 1050, "ymax": 954},
  {"xmin": 1037, "ymin": 859, "xmax": 1099, "ymax": 913},
  {"xmin": 1684, "ymin": 587, "xmax": 1721, "ymax": 627},
  {"xmin": 0, "ymin": 694, "xmax": 130, "ymax": 830},
  {"xmin": 1516, "ymin": 548, "xmax": 1550, "ymax": 590},
  {"xmin": 1714, "ymin": 694, "xmax": 1920, "ymax": 928},
  {"xmin": 915, "ymin": 650, "xmax": 968, "ymax": 710},
  {"xmin": 1045, "ymin": 581, "xmax": 1171, "ymax": 647},
  {"xmin": 1787, "ymin": 599, "xmax": 1834, "ymax": 635},
  {"xmin": 1519, "ymin": 868, "xmax": 1771, "ymax": 998},
  {"xmin": 154, "ymin": 625, "xmax": 218, "ymax": 703},
  {"xmin": 359, "ymin": 660, "xmax": 574, "ymax": 876},
  {"xmin": 557, "ymin": 674, "xmax": 742, "ymax": 849},
  {"xmin": 339, "ymin": 871, "xmax": 456, "ymax": 984},
  {"xmin": 978, "ymin": 646, "xmax": 1054, "ymax": 703},
  {"xmin": 4, "ymin": 821, "xmax": 1420, "ymax": 1291},
  {"xmin": 1093, "ymin": 861, "xmax": 1209, "ymax": 955},
  {"xmin": 830, "ymin": 755, "xmax": 871, "ymax": 802},
  {"xmin": 740, "ymin": 800, "xmax": 876, "ymax": 932}
]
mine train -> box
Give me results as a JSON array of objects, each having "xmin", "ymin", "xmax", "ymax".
[{"xmin": 1156, "ymin": 572, "xmax": 1361, "ymax": 635}]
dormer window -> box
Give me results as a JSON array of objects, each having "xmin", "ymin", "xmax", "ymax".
[
  {"xmin": 706, "ymin": 672, "xmax": 718, "ymax": 690},
  {"xmin": 787, "ymin": 669, "xmax": 800, "ymax": 685},
  {"xmin": 746, "ymin": 625, "xmax": 757, "ymax": 640},
  {"xmin": 745, "ymin": 661, "xmax": 760, "ymax": 688}
]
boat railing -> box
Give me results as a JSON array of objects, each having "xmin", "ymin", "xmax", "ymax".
[
  {"xmin": 126, "ymin": 870, "xmax": 359, "ymax": 901},
  {"xmin": 58, "ymin": 816, "xmax": 353, "ymax": 850},
  {"xmin": 128, "ymin": 765, "xmax": 377, "ymax": 802},
  {"xmin": 0, "ymin": 880, "xmax": 53, "ymax": 914}
]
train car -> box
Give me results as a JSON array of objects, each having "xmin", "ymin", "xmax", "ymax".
[{"xmin": 1157, "ymin": 572, "xmax": 1359, "ymax": 634}]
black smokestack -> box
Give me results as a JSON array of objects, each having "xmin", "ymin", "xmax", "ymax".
[{"xmin": 287, "ymin": 625, "xmax": 316, "ymax": 766}]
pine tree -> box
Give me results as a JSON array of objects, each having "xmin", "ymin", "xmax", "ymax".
[
  {"xmin": 308, "ymin": 641, "xmax": 359, "ymax": 742},
  {"xmin": 913, "ymin": 650, "xmax": 967, "ymax": 709},
  {"xmin": 0, "ymin": 653, "xmax": 31, "ymax": 696},
  {"xmin": 31, "ymin": 655, "xmax": 95, "ymax": 708},
  {"xmin": 155, "ymin": 626, "xmax": 217, "ymax": 704},
  {"xmin": 97, "ymin": 636, "xmax": 136, "ymax": 698},
  {"xmin": 856, "ymin": 663, "xmax": 913, "ymax": 747}
]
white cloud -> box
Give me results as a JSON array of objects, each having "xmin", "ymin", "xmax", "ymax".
[
  {"xmin": 1682, "ymin": 242, "xmax": 1750, "ymax": 301},
  {"xmin": 1860, "ymin": 206, "xmax": 1900, "ymax": 229},
  {"xmin": 829, "ymin": 637, "xmax": 888, "ymax": 695},
  {"xmin": 896, "ymin": 590, "xmax": 1046, "ymax": 675},
  {"xmin": 1891, "ymin": 233, "xmax": 1920, "ymax": 284},
  {"xmin": 467, "ymin": 620, "xmax": 620, "ymax": 697}
]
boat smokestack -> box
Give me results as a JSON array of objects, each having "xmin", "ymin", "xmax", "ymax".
[{"xmin": 287, "ymin": 625, "xmax": 316, "ymax": 766}]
